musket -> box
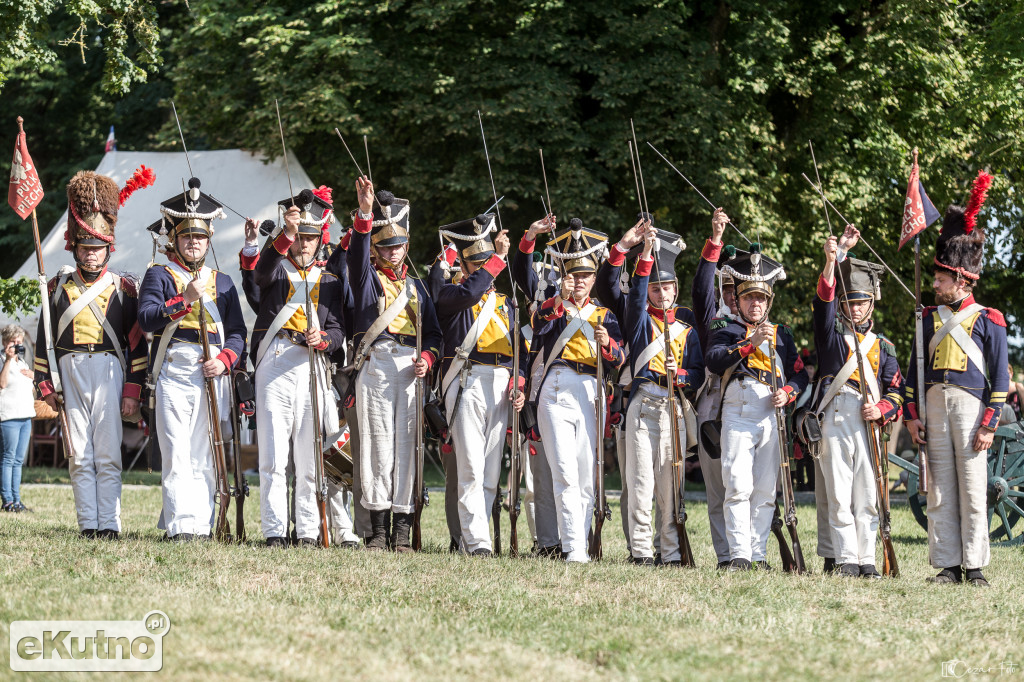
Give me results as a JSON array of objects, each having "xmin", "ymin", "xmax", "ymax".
[
  {"xmin": 196, "ymin": 275, "xmax": 233, "ymax": 542},
  {"xmin": 411, "ymin": 283, "xmax": 426, "ymax": 552},
  {"xmin": 17, "ymin": 116, "xmax": 76, "ymax": 461},
  {"xmin": 808, "ymin": 141, "xmax": 898, "ymax": 576},
  {"xmin": 508, "ymin": 297, "xmax": 522, "ymax": 557},
  {"xmin": 229, "ymin": 374, "xmax": 250, "ymax": 543},
  {"xmin": 589, "ymin": 322, "xmax": 609, "ymax": 561},
  {"xmin": 768, "ymin": 337, "xmax": 806, "ymax": 573},
  {"xmin": 306, "ymin": 267, "xmax": 330, "ymax": 548}
]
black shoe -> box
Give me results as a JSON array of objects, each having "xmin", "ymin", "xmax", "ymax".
[
  {"xmin": 265, "ymin": 536, "xmax": 288, "ymax": 548},
  {"xmin": 98, "ymin": 529, "xmax": 120, "ymax": 540},
  {"xmin": 340, "ymin": 540, "xmax": 360, "ymax": 549},
  {"xmin": 0, "ymin": 501, "xmax": 13, "ymax": 512},
  {"xmin": 727, "ymin": 558, "xmax": 752, "ymax": 572},
  {"xmin": 965, "ymin": 568, "xmax": 990, "ymax": 587},
  {"xmin": 296, "ymin": 538, "xmax": 318, "ymax": 547},
  {"xmin": 392, "ymin": 513, "xmax": 414, "ymax": 553},
  {"xmin": 717, "ymin": 560, "xmax": 730, "ymax": 570},
  {"xmin": 823, "ymin": 558, "xmax": 837, "ymax": 574},
  {"xmin": 80, "ymin": 529, "xmax": 98, "ymax": 539},
  {"xmin": 471, "ymin": 548, "xmax": 492, "ymax": 558},
  {"xmin": 755, "ymin": 560, "xmax": 772, "ymax": 572},
  {"xmin": 628, "ymin": 555, "xmax": 655, "ymax": 566},
  {"xmin": 536, "ymin": 544, "xmax": 561, "ymax": 559},
  {"xmin": 838, "ymin": 563, "xmax": 860, "ymax": 577},
  {"xmin": 653, "ymin": 552, "xmax": 663, "ymax": 566},
  {"xmin": 926, "ymin": 566, "xmax": 963, "ymax": 584},
  {"xmin": 170, "ymin": 533, "xmax": 195, "ymax": 543},
  {"xmin": 449, "ymin": 537, "xmax": 459, "ymax": 553},
  {"xmin": 860, "ymin": 564, "xmax": 882, "ymax": 580},
  {"xmin": 365, "ymin": 511, "xmax": 388, "ymax": 551}
]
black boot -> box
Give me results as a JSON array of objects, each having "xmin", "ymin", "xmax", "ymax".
[
  {"xmin": 727, "ymin": 558, "xmax": 752, "ymax": 572},
  {"xmin": 80, "ymin": 529, "xmax": 98, "ymax": 539},
  {"xmin": 823, "ymin": 557, "xmax": 837, "ymax": 574},
  {"xmin": 365, "ymin": 511, "xmax": 388, "ymax": 551},
  {"xmin": 926, "ymin": 566, "xmax": 963, "ymax": 584},
  {"xmin": 860, "ymin": 564, "xmax": 883, "ymax": 580},
  {"xmin": 265, "ymin": 536, "xmax": 288, "ymax": 548},
  {"xmin": 393, "ymin": 513, "xmax": 414, "ymax": 553},
  {"xmin": 965, "ymin": 568, "xmax": 990, "ymax": 587},
  {"xmin": 837, "ymin": 563, "xmax": 860, "ymax": 578}
]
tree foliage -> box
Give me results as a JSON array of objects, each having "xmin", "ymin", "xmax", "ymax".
[{"xmin": 3, "ymin": 0, "xmax": 1023, "ymax": 361}]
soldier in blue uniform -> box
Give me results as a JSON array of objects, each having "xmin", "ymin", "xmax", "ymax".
[
  {"xmin": 434, "ymin": 213, "xmax": 526, "ymax": 556},
  {"xmin": 347, "ymin": 176, "xmax": 442, "ymax": 552},
  {"xmin": 904, "ymin": 172, "xmax": 1008, "ymax": 587},
  {"xmin": 705, "ymin": 245, "xmax": 808, "ymax": 570},
  {"xmin": 138, "ymin": 178, "xmax": 247, "ymax": 541},
  {"xmin": 618, "ymin": 227, "xmax": 704, "ymax": 565},
  {"xmin": 531, "ymin": 219, "xmax": 625, "ymax": 563},
  {"xmin": 812, "ymin": 226, "xmax": 904, "ymax": 578},
  {"xmin": 35, "ymin": 170, "xmax": 150, "ymax": 538}
]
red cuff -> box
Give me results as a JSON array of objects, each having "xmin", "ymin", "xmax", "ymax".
[
  {"xmin": 782, "ymin": 385, "xmax": 796, "ymax": 404},
  {"xmin": 272, "ymin": 230, "xmax": 295, "ymax": 255},
  {"xmin": 635, "ymin": 256, "xmax": 653, "ymax": 277},
  {"xmin": 607, "ymin": 243, "xmax": 628, "ymax": 267},
  {"xmin": 817, "ymin": 275, "xmax": 835, "ymax": 302},
  {"xmin": 906, "ymin": 402, "xmax": 919, "ymax": 421},
  {"xmin": 353, "ymin": 215, "xmax": 373, "ymax": 235},
  {"xmin": 982, "ymin": 407, "xmax": 996, "ymax": 428},
  {"xmin": 601, "ymin": 338, "xmax": 620, "ymax": 363},
  {"xmin": 482, "ymin": 254, "xmax": 506, "ymax": 278},
  {"xmin": 38, "ymin": 380, "xmax": 54, "ymax": 397},
  {"xmin": 216, "ymin": 348, "xmax": 238, "ymax": 370},
  {"xmin": 314, "ymin": 331, "xmax": 329, "ymax": 351},
  {"xmin": 420, "ymin": 350, "xmax": 436, "ymax": 370},
  {"xmin": 239, "ymin": 250, "xmax": 259, "ymax": 271},
  {"xmin": 540, "ymin": 297, "xmax": 564, "ymax": 320},
  {"xmin": 122, "ymin": 383, "xmax": 142, "ymax": 400},
  {"xmin": 519, "ymin": 235, "xmax": 536, "ymax": 254},
  {"xmin": 507, "ymin": 375, "xmax": 527, "ymax": 393},
  {"xmin": 340, "ymin": 230, "xmax": 352, "ymax": 251},
  {"xmin": 701, "ymin": 239, "xmax": 723, "ymax": 262},
  {"xmin": 167, "ymin": 294, "xmax": 191, "ymax": 321},
  {"xmin": 739, "ymin": 341, "xmax": 755, "ymax": 358}
]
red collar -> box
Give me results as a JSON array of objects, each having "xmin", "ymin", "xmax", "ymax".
[
  {"xmin": 565, "ymin": 295, "xmax": 591, "ymax": 309},
  {"xmin": 647, "ymin": 305, "xmax": 675, "ymax": 324},
  {"xmin": 375, "ymin": 262, "xmax": 408, "ymax": 281},
  {"xmin": 949, "ymin": 294, "xmax": 976, "ymax": 312}
]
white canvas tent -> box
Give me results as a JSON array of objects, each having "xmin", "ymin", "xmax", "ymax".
[{"xmin": 4, "ymin": 148, "xmax": 318, "ymax": 333}]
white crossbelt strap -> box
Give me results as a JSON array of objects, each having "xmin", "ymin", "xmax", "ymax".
[
  {"xmin": 56, "ymin": 271, "xmax": 114, "ymax": 340},
  {"xmin": 441, "ymin": 292, "xmax": 503, "ymax": 396},
  {"xmin": 817, "ymin": 332, "xmax": 878, "ymax": 412},
  {"xmin": 631, "ymin": 319, "xmax": 687, "ymax": 380},
  {"xmin": 255, "ymin": 261, "xmax": 322, "ymax": 367},
  {"xmin": 351, "ymin": 277, "xmax": 416, "ymax": 371},
  {"xmin": 539, "ymin": 301, "xmax": 597, "ymax": 383},
  {"xmin": 929, "ymin": 303, "xmax": 987, "ymax": 377},
  {"xmin": 64, "ymin": 271, "xmax": 126, "ymax": 373}
]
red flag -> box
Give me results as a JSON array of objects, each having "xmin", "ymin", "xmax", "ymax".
[
  {"xmin": 8, "ymin": 126, "xmax": 44, "ymax": 219},
  {"xmin": 898, "ymin": 155, "xmax": 939, "ymax": 250}
]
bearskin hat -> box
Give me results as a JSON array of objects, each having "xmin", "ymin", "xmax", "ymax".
[
  {"xmin": 65, "ymin": 171, "xmax": 119, "ymax": 250},
  {"xmin": 935, "ymin": 170, "xmax": 992, "ymax": 281}
]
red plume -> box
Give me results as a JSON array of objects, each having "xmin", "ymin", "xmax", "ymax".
[
  {"xmin": 963, "ymin": 170, "xmax": 992, "ymax": 233},
  {"xmin": 119, "ymin": 165, "xmax": 157, "ymax": 207},
  {"xmin": 312, "ymin": 184, "xmax": 333, "ymax": 206}
]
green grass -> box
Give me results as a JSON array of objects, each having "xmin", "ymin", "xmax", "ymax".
[{"xmin": 1, "ymin": 479, "xmax": 1022, "ymax": 681}]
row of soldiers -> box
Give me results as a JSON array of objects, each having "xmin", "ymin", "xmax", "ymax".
[{"xmin": 33, "ymin": 167, "xmax": 1007, "ymax": 585}]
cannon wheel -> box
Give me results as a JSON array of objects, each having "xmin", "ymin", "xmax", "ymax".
[{"xmin": 888, "ymin": 420, "xmax": 1024, "ymax": 547}]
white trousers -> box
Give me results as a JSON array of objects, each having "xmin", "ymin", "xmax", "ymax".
[
  {"xmin": 527, "ymin": 357, "xmax": 559, "ymax": 549},
  {"xmin": 720, "ymin": 377, "xmax": 779, "ymax": 562},
  {"xmin": 256, "ymin": 337, "xmax": 335, "ymax": 541},
  {"xmin": 61, "ymin": 353, "xmax": 123, "ymax": 532},
  {"xmin": 814, "ymin": 457, "xmax": 833, "ymax": 559},
  {"xmin": 327, "ymin": 478, "xmax": 361, "ymax": 544},
  {"xmin": 156, "ymin": 343, "xmax": 229, "ymax": 537},
  {"xmin": 356, "ymin": 341, "xmax": 417, "ymax": 513},
  {"xmin": 820, "ymin": 389, "xmax": 878, "ymax": 565},
  {"xmin": 624, "ymin": 383, "xmax": 687, "ymax": 561},
  {"xmin": 537, "ymin": 366, "xmax": 597, "ymax": 562},
  {"xmin": 925, "ymin": 384, "xmax": 990, "ymax": 569},
  {"xmin": 446, "ymin": 364, "xmax": 510, "ymax": 553}
]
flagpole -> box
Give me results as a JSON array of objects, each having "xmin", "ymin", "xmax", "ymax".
[{"xmin": 912, "ymin": 146, "xmax": 929, "ymax": 494}]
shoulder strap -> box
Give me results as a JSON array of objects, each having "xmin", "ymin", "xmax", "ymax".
[
  {"xmin": 538, "ymin": 303, "xmax": 596, "ymax": 385},
  {"xmin": 929, "ymin": 303, "xmax": 987, "ymax": 376},
  {"xmin": 351, "ymin": 276, "xmax": 416, "ymax": 371},
  {"xmin": 56, "ymin": 271, "xmax": 114, "ymax": 340},
  {"xmin": 441, "ymin": 292, "xmax": 498, "ymax": 396},
  {"xmin": 632, "ymin": 319, "xmax": 687, "ymax": 378},
  {"xmin": 816, "ymin": 332, "xmax": 877, "ymax": 412},
  {"xmin": 254, "ymin": 262, "xmax": 320, "ymax": 367},
  {"xmin": 74, "ymin": 271, "xmax": 127, "ymax": 374}
]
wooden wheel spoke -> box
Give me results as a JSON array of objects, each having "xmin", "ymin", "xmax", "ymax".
[{"xmin": 998, "ymin": 506, "xmax": 1015, "ymax": 541}]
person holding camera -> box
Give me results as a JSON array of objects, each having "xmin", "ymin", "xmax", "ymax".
[{"xmin": 1, "ymin": 325, "xmax": 36, "ymax": 512}]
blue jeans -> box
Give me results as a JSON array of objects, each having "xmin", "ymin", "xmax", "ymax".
[{"xmin": 1, "ymin": 418, "xmax": 31, "ymax": 504}]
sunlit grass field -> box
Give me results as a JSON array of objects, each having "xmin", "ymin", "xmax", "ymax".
[{"xmin": 1, "ymin": 474, "xmax": 1021, "ymax": 680}]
